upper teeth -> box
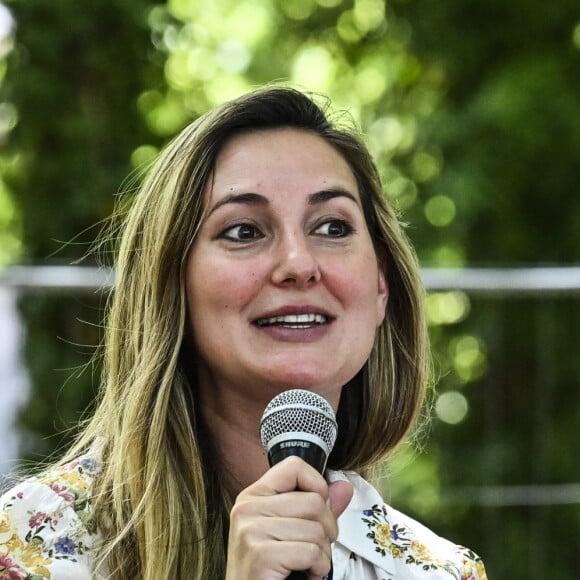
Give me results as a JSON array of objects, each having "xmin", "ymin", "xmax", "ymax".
[{"xmin": 256, "ymin": 313, "xmax": 327, "ymax": 326}]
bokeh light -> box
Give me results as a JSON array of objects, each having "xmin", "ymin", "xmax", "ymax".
[
  {"xmin": 435, "ymin": 391, "xmax": 469, "ymax": 425},
  {"xmin": 425, "ymin": 194, "xmax": 456, "ymax": 227},
  {"xmin": 426, "ymin": 291, "xmax": 470, "ymax": 325}
]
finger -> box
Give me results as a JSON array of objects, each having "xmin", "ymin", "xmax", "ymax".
[
  {"xmin": 328, "ymin": 480, "xmax": 353, "ymax": 520},
  {"xmin": 236, "ymin": 490, "xmax": 327, "ymax": 519},
  {"xmin": 250, "ymin": 516, "xmax": 332, "ymax": 555},
  {"xmin": 229, "ymin": 525, "xmax": 332, "ymax": 579},
  {"xmin": 240, "ymin": 456, "xmax": 329, "ymax": 499},
  {"xmin": 264, "ymin": 540, "xmax": 332, "ymax": 579},
  {"xmin": 231, "ymin": 491, "xmax": 339, "ymax": 542}
]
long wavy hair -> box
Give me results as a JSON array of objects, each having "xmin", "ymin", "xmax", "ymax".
[{"xmin": 65, "ymin": 85, "xmax": 431, "ymax": 579}]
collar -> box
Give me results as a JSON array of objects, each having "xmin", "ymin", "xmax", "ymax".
[{"xmin": 327, "ymin": 470, "xmax": 396, "ymax": 576}]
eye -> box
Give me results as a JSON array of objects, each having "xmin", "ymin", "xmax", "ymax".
[
  {"xmin": 219, "ymin": 223, "xmax": 263, "ymax": 242},
  {"xmin": 313, "ymin": 219, "xmax": 354, "ymax": 238}
]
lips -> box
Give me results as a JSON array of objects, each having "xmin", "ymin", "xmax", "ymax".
[{"xmin": 255, "ymin": 313, "xmax": 329, "ymax": 328}]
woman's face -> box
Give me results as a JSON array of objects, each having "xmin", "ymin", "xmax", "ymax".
[{"xmin": 185, "ymin": 128, "xmax": 388, "ymax": 409}]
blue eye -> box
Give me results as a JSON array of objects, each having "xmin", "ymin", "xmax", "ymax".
[
  {"xmin": 314, "ymin": 220, "xmax": 354, "ymax": 237},
  {"xmin": 220, "ymin": 223, "xmax": 263, "ymax": 242}
]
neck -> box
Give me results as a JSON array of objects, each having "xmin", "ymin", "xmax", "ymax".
[{"xmin": 199, "ymin": 388, "xmax": 271, "ymax": 497}]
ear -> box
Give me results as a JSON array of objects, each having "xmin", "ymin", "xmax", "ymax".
[{"xmin": 376, "ymin": 268, "xmax": 389, "ymax": 326}]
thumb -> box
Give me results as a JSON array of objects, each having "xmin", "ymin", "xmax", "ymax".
[{"xmin": 328, "ymin": 480, "xmax": 354, "ymax": 520}]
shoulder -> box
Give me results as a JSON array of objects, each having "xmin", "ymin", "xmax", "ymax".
[
  {"xmin": 366, "ymin": 502, "xmax": 486, "ymax": 579},
  {"xmin": 328, "ymin": 470, "xmax": 487, "ymax": 580},
  {"xmin": 0, "ymin": 454, "xmax": 102, "ymax": 579}
]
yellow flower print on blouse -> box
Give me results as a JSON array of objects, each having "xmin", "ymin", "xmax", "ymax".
[
  {"xmin": 362, "ymin": 504, "xmax": 487, "ymax": 579},
  {"xmin": 0, "ymin": 455, "xmax": 102, "ymax": 579},
  {"xmin": 372, "ymin": 523, "xmax": 391, "ymax": 548},
  {"xmin": 0, "ymin": 509, "xmax": 14, "ymax": 544},
  {"xmin": 461, "ymin": 557, "xmax": 488, "ymax": 580}
]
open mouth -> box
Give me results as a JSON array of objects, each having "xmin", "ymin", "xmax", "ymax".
[{"xmin": 255, "ymin": 313, "xmax": 329, "ymax": 329}]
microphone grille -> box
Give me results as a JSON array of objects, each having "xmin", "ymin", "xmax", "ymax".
[{"xmin": 260, "ymin": 389, "xmax": 338, "ymax": 453}]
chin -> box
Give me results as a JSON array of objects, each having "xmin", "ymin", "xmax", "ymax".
[{"xmin": 263, "ymin": 370, "xmax": 345, "ymax": 397}]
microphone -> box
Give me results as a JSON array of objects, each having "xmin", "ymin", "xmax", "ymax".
[
  {"xmin": 260, "ymin": 389, "xmax": 338, "ymax": 580},
  {"xmin": 260, "ymin": 388, "xmax": 338, "ymax": 473}
]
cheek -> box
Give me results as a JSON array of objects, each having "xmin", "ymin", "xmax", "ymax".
[
  {"xmin": 186, "ymin": 253, "xmax": 262, "ymax": 314},
  {"xmin": 338, "ymin": 257, "xmax": 383, "ymax": 304},
  {"xmin": 338, "ymin": 264, "xmax": 386, "ymax": 333}
]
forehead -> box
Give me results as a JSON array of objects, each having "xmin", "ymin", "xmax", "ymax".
[{"xmin": 207, "ymin": 128, "xmax": 359, "ymax": 199}]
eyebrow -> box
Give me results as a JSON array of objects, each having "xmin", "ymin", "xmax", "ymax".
[
  {"xmin": 308, "ymin": 188, "xmax": 359, "ymax": 207},
  {"xmin": 208, "ymin": 187, "xmax": 360, "ymax": 215}
]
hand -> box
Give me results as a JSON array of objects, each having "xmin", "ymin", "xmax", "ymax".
[{"xmin": 226, "ymin": 456, "xmax": 353, "ymax": 580}]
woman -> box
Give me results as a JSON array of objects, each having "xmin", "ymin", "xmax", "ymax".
[{"xmin": 0, "ymin": 86, "xmax": 486, "ymax": 579}]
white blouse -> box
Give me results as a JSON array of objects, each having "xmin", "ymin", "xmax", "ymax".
[
  {"xmin": 327, "ymin": 470, "xmax": 487, "ymax": 579},
  {"xmin": 0, "ymin": 455, "xmax": 487, "ymax": 579}
]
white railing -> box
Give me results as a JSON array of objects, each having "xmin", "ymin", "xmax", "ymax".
[
  {"xmin": 2, "ymin": 265, "xmax": 580, "ymax": 294},
  {"xmin": 0, "ymin": 265, "xmax": 115, "ymax": 291}
]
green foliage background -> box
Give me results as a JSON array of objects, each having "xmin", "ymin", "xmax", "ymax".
[{"xmin": 1, "ymin": 1, "xmax": 579, "ymax": 578}]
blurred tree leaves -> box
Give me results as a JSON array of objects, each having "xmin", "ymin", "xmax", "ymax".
[
  {"xmin": 3, "ymin": 0, "xmax": 164, "ymax": 259},
  {"xmin": 0, "ymin": 2, "xmax": 18, "ymax": 265},
  {"xmin": 0, "ymin": 0, "xmax": 164, "ymax": 457},
  {"xmin": 393, "ymin": 0, "xmax": 580, "ymax": 265},
  {"xmin": 388, "ymin": 3, "xmax": 580, "ymax": 577}
]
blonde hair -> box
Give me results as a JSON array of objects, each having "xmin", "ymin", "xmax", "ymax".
[{"xmin": 65, "ymin": 86, "xmax": 430, "ymax": 579}]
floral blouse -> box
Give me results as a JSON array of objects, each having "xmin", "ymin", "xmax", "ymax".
[
  {"xmin": 327, "ymin": 470, "xmax": 487, "ymax": 579},
  {"xmin": 0, "ymin": 455, "xmax": 487, "ymax": 579}
]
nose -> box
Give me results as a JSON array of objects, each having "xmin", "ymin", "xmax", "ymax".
[{"xmin": 271, "ymin": 231, "xmax": 321, "ymax": 287}]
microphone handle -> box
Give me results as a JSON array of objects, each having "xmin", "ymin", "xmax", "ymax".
[{"xmin": 268, "ymin": 439, "xmax": 328, "ymax": 474}]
